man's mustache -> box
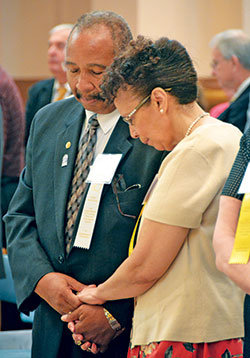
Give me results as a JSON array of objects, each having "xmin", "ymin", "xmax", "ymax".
[{"xmin": 76, "ymin": 90, "xmax": 106, "ymax": 102}]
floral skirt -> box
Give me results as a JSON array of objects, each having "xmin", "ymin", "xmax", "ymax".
[{"xmin": 127, "ymin": 338, "xmax": 243, "ymax": 358}]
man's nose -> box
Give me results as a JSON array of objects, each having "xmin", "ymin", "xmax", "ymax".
[
  {"xmin": 129, "ymin": 125, "xmax": 139, "ymax": 139},
  {"xmin": 48, "ymin": 45, "xmax": 57, "ymax": 55},
  {"xmin": 76, "ymin": 72, "xmax": 95, "ymax": 93}
]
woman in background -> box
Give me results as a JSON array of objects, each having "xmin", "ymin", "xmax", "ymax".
[{"xmin": 213, "ymin": 129, "xmax": 250, "ymax": 358}]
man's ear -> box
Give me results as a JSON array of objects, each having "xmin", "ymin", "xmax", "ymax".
[
  {"xmin": 231, "ymin": 55, "xmax": 240, "ymax": 70},
  {"xmin": 151, "ymin": 87, "xmax": 168, "ymax": 113}
]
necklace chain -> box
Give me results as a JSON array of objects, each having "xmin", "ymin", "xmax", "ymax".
[{"xmin": 185, "ymin": 112, "xmax": 209, "ymax": 138}]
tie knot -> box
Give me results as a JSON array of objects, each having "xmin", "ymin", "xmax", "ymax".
[
  {"xmin": 58, "ymin": 86, "xmax": 66, "ymax": 93},
  {"xmin": 89, "ymin": 114, "xmax": 99, "ymax": 129},
  {"xmin": 55, "ymin": 86, "xmax": 67, "ymax": 101}
]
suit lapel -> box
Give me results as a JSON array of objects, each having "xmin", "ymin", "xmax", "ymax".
[
  {"xmin": 104, "ymin": 117, "xmax": 132, "ymax": 154},
  {"xmin": 40, "ymin": 79, "xmax": 54, "ymax": 106},
  {"xmin": 54, "ymin": 104, "xmax": 85, "ymax": 242},
  {"xmin": 218, "ymin": 86, "xmax": 250, "ymax": 132},
  {"xmin": 218, "ymin": 106, "xmax": 230, "ymax": 122}
]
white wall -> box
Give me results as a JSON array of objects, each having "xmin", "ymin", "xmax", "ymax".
[
  {"xmin": 0, "ymin": 0, "xmax": 244, "ymax": 78},
  {"xmin": 0, "ymin": 0, "xmax": 91, "ymax": 78},
  {"xmin": 137, "ymin": 0, "xmax": 242, "ymax": 77},
  {"xmin": 243, "ymin": 0, "xmax": 250, "ymax": 35}
]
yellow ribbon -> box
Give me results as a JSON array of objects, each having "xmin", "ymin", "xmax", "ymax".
[
  {"xmin": 128, "ymin": 175, "xmax": 159, "ymax": 256},
  {"xmin": 229, "ymin": 193, "xmax": 250, "ymax": 264},
  {"xmin": 128, "ymin": 205, "xmax": 145, "ymax": 256}
]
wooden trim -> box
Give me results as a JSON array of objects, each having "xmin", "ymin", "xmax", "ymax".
[{"xmin": 14, "ymin": 78, "xmax": 45, "ymax": 105}]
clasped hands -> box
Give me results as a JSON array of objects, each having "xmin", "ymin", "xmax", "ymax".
[
  {"xmin": 61, "ymin": 284, "xmax": 107, "ymax": 354},
  {"xmin": 35, "ymin": 273, "xmax": 112, "ymax": 354}
]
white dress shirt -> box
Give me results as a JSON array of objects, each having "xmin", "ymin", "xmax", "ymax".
[{"xmin": 84, "ymin": 109, "xmax": 120, "ymax": 158}]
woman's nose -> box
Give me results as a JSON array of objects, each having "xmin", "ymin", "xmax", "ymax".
[{"xmin": 129, "ymin": 125, "xmax": 139, "ymax": 138}]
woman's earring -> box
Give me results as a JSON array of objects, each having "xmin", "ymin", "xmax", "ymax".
[{"xmin": 160, "ymin": 109, "xmax": 164, "ymax": 114}]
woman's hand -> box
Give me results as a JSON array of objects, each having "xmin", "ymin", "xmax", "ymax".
[{"xmin": 77, "ymin": 284, "xmax": 106, "ymax": 305}]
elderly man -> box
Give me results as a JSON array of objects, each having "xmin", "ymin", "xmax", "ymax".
[
  {"xmin": 25, "ymin": 23, "xmax": 73, "ymax": 144},
  {"xmin": 210, "ymin": 29, "xmax": 250, "ymax": 132},
  {"xmin": 5, "ymin": 11, "xmax": 166, "ymax": 358}
]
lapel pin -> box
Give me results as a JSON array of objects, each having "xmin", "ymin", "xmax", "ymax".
[
  {"xmin": 61, "ymin": 154, "xmax": 68, "ymax": 167},
  {"xmin": 65, "ymin": 141, "xmax": 71, "ymax": 149}
]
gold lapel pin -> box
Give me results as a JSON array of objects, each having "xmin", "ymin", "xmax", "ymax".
[{"xmin": 65, "ymin": 141, "xmax": 71, "ymax": 149}]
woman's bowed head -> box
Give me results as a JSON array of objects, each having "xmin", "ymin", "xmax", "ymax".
[{"xmin": 99, "ymin": 35, "xmax": 212, "ymax": 152}]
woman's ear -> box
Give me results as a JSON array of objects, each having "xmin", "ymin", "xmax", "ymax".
[{"xmin": 151, "ymin": 87, "xmax": 168, "ymax": 114}]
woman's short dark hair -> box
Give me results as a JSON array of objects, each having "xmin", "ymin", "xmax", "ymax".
[{"xmin": 102, "ymin": 35, "xmax": 198, "ymax": 105}]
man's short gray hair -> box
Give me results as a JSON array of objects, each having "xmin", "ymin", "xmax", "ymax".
[
  {"xmin": 49, "ymin": 24, "xmax": 74, "ymax": 36},
  {"xmin": 210, "ymin": 29, "xmax": 250, "ymax": 70}
]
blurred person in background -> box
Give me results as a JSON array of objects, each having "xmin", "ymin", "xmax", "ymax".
[
  {"xmin": 210, "ymin": 29, "xmax": 250, "ymax": 132},
  {"xmin": 0, "ymin": 65, "xmax": 24, "ymax": 249},
  {"xmin": 25, "ymin": 23, "xmax": 73, "ymax": 144},
  {"xmin": 0, "ymin": 65, "xmax": 25, "ymax": 329}
]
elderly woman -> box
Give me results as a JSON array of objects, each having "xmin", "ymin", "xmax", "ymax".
[
  {"xmin": 213, "ymin": 129, "xmax": 250, "ymax": 357},
  {"xmin": 63, "ymin": 36, "xmax": 244, "ymax": 357}
]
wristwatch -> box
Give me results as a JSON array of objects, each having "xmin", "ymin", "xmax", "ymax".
[{"xmin": 103, "ymin": 308, "xmax": 122, "ymax": 331}]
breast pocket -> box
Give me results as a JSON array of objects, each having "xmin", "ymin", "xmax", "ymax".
[{"xmin": 111, "ymin": 174, "xmax": 146, "ymax": 219}]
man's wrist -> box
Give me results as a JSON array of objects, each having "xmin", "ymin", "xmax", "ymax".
[{"xmin": 103, "ymin": 308, "xmax": 122, "ymax": 332}]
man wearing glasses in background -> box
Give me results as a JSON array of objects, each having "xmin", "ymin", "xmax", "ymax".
[{"xmin": 210, "ymin": 29, "xmax": 250, "ymax": 132}]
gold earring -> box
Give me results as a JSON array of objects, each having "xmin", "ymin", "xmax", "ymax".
[{"xmin": 160, "ymin": 109, "xmax": 164, "ymax": 113}]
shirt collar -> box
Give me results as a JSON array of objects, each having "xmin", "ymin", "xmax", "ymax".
[
  {"xmin": 232, "ymin": 77, "xmax": 250, "ymax": 101},
  {"xmin": 84, "ymin": 109, "xmax": 120, "ymax": 133},
  {"xmin": 54, "ymin": 79, "xmax": 71, "ymax": 92}
]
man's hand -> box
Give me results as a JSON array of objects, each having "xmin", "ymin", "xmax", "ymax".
[
  {"xmin": 61, "ymin": 304, "xmax": 116, "ymax": 353},
  {"xmin": 35, "ymin": 272, "xmax": 85, "ymax": 315}
]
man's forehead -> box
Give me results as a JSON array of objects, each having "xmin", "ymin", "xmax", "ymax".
[
  {"xmin": 65, "ymin": 59, "xmax": 106, "ymax": 69},
  {"xmin": 69, "ymin": 25, "xmax": 113, "ymax": 44},
  {"xmin": 66, "ymin": 28, "xmax": 115, "ymax": 64},
  {"xmin": 49, "ymin": 39, "xmax": 67, "ymax": 45},
  {"xmin": 212, "ymin": 47, "xmax": 224, "ymax": 59},
  {"xmin": 49, "ymin": 29, "xmax": 71, "ymax": 43}
]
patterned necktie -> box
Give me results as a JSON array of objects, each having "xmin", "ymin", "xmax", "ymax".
[
  {"xmin": 65, "ymin": 114, "xmax": 99, "ymax": 251},
  {"xmin": 55, "ymin": 86, "xmax": 67, "ymax": 101}
]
